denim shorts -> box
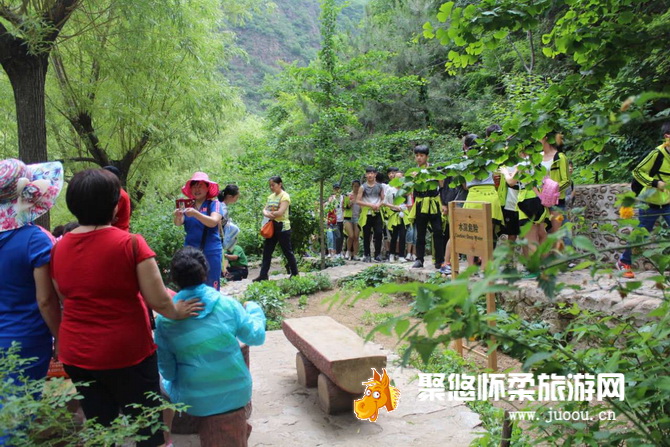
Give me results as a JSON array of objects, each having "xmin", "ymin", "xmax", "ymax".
[{"xmin": 405, "ymin": 224, "xmax": 416, "ymax": 244}]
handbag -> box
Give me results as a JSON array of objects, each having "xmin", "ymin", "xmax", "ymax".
[{"xmin": 260, "ymin": 220, "xmax": 274, "ymax": 239}]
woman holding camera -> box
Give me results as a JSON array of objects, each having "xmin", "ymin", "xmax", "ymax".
[{"xmin": 174, "ymin": 172, "xmax": 223, "ymax": 290}]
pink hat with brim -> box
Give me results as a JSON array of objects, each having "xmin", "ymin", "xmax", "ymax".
[
  {"xmin": 181, "ymin": 172, "xmax": 219, "ymax": 199},
  {"xmin": 0, "ymin": 159, "xmax": 64, "ymax": 232}
]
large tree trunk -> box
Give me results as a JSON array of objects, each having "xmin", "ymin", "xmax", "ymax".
[
  {"xmin": 1, "ymin": 52, "xmax": 50, "ymax": 228},
  {"xmin": 1, "ymin": 51, "xmax": 49, "ymax": 165}
]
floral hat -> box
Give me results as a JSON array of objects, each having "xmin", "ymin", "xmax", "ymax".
[
  {"xmin": 0, "ymin": 159, "xmax": 64, "ymax": 232},
  {"xmin": 181, "ymin": 172, "xmax": 219, "ymax": 200}
]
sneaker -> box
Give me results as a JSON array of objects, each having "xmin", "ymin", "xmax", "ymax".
[
  {"xmin": 616, "ymin": 260, "xmax": 635, "ymax": 279},
  {"xmin": 363, "ymin": 256, "xmax": 372, "ymax": 263},
  {"xmin": 405, "ymin": 254, "xmax": 412, "ymax": 262},
  {"xmin": 412, "ymin": 260, "xmax": 424, "ymax": 269},
  {"xmin": 439, "ymin": 263, "xmax": 452, "ymax": 275},
  {"xmin": 389, "ymin": 254, "xmax": 396, "ymax": 262},
  {"xmin": 374, "ymin": 256, "xmax": 382, "ymax": 263},
  {"xmin": 252, "ymin": 276, "xmax": 268, "ymax": 282}
]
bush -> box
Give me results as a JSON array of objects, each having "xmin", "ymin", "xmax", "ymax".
[
  {"xmin": 131, "ymin": 195, "xmax": 185, "ymax": 281},
  {"xmin": 242, "ymin": 281, "xmax": 288, "ymax": 329},
  {"xmin": 339, "ymin": 264, "xmax": 406, "ymax": 290},
  {"xmin": 0, "ymin": 343, "xmax": 183, "ymax": 446},
  {"xmin": 276, "ymin": 273, "xmax": 332, "ymax": 296},
  {"xmin": 297, "ymin": 256, "xmax": 346, "ymax": 272}
]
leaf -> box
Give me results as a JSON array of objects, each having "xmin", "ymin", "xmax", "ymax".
[
  {"xmin": 395, "ymin": 319, "xmax": 410, "ymax": 338},
  {"xmin": 413, "ymin": 339, "xmax": 438, "ymax": 364},
  {"xmin": 415, "ymin": 287, "xmax": 434, "ymax": 313},
  {"xmin": 493, "ymin": 29, "xmax": 508, "ymax": 40},
  {"xmin": 437, "ymin": 2, "xmax": 454, "ymax": 22},
  {"xmin": 572, "ymin": 235, "xmax": 598, "ymax": 253},
  {"xmin": 656, "ymin": 377, "xmax": 670, "ymax": 391},
  {"xmin": 523, "ymin": 352, "xmax": 553, "ymax": 371}
]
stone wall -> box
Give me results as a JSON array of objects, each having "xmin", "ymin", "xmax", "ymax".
[{"xmin": 571, "ymin": 183, "xmax": 654, "ymax": 270}]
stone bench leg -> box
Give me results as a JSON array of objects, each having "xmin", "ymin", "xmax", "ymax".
[
  {"xmin": 317, "ymin": 373, "xmax": 358, "ymax": 415},
  {"xmin": 296, "ymin": 352, "xmax": 319, "ymax": 388}
]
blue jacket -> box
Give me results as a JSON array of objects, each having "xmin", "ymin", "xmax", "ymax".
[{"xmin": 155, "ymin": 284, "xmax": 266, "ymax": 416}]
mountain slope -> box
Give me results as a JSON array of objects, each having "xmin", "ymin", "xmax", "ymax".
[{"xmin": 227, "ymin": 0, "xmax": 367, "ymax": 112}]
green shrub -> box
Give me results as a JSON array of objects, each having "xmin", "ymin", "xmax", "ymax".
[
  {"xmin": 242, "ymin": 281, "xmax": 289, "ymax": 327},
  {"xmin": 276, "ymin": 273, "xmax": 332, "ymax": 297},
  {"xmin": 0, "ymin": 344, "xmax": 183, "ymax": 446},
  {"xmin": 403, "ymin": 347, "xmax": 532, "ymax": 447},
  {"xmin": 131, "ymin": 195, "xmax": 185, "ymax": 281},
  {"xmin": 298, "ymin": 256, "xmax": 346, "ymax": 272},
  {"xmin": 339, "ymin": 264, "xmax": 406, "ymax": 290}
]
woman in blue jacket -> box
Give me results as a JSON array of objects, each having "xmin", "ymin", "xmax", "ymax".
[{"xmin": 155, "ymin": 246, "xmax": 265, "ymax": 447}]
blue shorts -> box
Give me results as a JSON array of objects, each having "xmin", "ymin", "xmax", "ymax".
[{"xmin": 406, "ymin": 224, "xmax": 416, "ymax": 244}]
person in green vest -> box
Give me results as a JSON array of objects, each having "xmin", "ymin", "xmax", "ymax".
[
  {"xmin": 617, "ymin": 122, "xmax": 670, "ymax": 279},
  {"xmin": 223, "ymin": 244, "xmax": 248, "ymax": 281}
]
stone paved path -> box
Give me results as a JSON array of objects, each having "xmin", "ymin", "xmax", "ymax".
[
  {"xmin": 168, "ymin": 256, "xmax": 663, "ymax": 446},
  {"xmin": 222, "ymin": 256, "xmax": 663, "ymax": 326},
  {"xmin": 172, "ymin": 331, "xmax": 482, "ymax": 447}
]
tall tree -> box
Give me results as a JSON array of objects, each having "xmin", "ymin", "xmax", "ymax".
[
  {"xmin": 266, "ymin": 0, "xmax": 420, "ymax": 267},
  {"xmin": 0, "ymin": 0, "xmax": 80, "ymax": 164},
  {"xmin": 47, "ymin": 0, "xmax": 250, "ymax": 190}
]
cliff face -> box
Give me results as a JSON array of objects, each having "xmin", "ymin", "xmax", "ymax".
[{"xmin": 227, "ymin": 0, "xmax": 367, "ymax": 113}]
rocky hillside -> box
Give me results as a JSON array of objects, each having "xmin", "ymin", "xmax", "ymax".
[{"xmin": 227, "ymin": 0, "xmax": 367, "ymax": 113}]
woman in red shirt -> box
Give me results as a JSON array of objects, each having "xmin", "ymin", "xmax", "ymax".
[{"xmin": 51, "ymin": 169, "xmax": 202, "ymax": 447}]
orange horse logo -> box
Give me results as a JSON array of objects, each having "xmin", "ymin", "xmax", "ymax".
[{"xmin": 354, "ymin": 368, "xmax": 400, "ymax": 422}]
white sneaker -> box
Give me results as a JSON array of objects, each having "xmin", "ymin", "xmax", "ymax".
[{"xmin": 405, "ymin": 254, "xmax": 412, "ymax": 262}]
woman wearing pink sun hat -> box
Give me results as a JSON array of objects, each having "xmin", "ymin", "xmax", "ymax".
[{"xmin": 174, "ymin": 172, "xmax": 223, "ymax": 290}]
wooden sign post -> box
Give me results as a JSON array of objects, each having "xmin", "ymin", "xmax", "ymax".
[{"xmin": 448, "ymin": 201, "xmax": 497, "ymax": 371}]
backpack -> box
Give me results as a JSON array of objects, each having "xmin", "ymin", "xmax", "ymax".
[
  {"xmin": 539, "ymin": 176, "xmax": 560, "ymax": 208},
  {"xmin": 631, "ymin": 150, "xmax": 664, "ymax": 196}
]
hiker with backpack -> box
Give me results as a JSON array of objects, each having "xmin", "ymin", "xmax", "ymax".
[
  {"xmin": 540, "ymin": 133, "xmax": 571, "ymax": 235},
  {"xmin": 460, "ymin": 132, "xmax": 504, "ymax": 268},
  {"xmin": 617, "ymin": 122, "xmax": 670, "ymax": 279},
  {"xmin": 514, "ymin": 149, "xmax": 550, "ymax": 258}
]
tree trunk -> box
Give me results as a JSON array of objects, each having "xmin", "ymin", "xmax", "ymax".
[
  {"xmin": 2, "ymin": 53, "xmax": 49, "ymax": 164},
  {"xmin": 319, "ymin": 179, "xmax": 326, "ymax": 270},
  {"xmin": 1, "ymin": 52, "xmax": 50, "ymax": 229}
]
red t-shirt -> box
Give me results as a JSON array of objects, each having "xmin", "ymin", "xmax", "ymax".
[
  {"xmin": 51, "ymin": 227, "xmax": 156, "ymax": 370},
  {"xmin": 113, "ymin": 188, "xmax": 131, "ymax": 232}
]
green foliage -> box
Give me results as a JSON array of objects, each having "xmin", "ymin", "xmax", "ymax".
[
  {"xmin": 338, "ymin": 264, "xmax": 406, "ymax": 290},
  {"xmin": 48, "ymin": 0, "xmax": 251, "ymax": 193},
  {"xmin": 377, "ymin": 295, "xmax": 394, "ymax": 308},
  {"xmin": 361, "ymin": 310, "xmax": 395, "ymax": 326},
  {"xmin": 0, "ymin": 343, "xmax": 185, "ymax": 446},
  {"xmin": 298, "ymin": 256, "xmax": 346, "ymax": 272},
  {"xmin": 242, "ymin": 281, "xmax": 288, "ymax": 328},
  {"xmin": 403, "ymin": 347, "xmax": 532, "ymax": 447},
  {"xmin": 131, "ymin": 195, "xmax": 186, "ymax": 281},
  {"xmin": 424, "ymin": 0, "xmax": 670, "ymax": 182},
  {"xmin": 276, "ymin": 273, "xmax": 332, "ymax": 297},
  {"xmin": 355, "ymin": 222, "xmax": 670, "ymax": 446},
  {"xmin": 228, "ymin": 0, "xmax": 367, "ymax": 111}
]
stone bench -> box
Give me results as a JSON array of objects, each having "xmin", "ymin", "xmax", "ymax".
[{"xmin": 282, "ymin": 316, "xmax": 387, "ymax": 414}]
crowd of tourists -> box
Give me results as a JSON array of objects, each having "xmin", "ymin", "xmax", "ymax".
[
  {"xmin": 324, "ymin": 123, "xmax": 670, "ymax": 280},
  {"xmin": 0, "ymin": 164, "xmax": 273, "ymax": 446},
  {"xmin": 1, "ymin": 122, "xmax": 668, "ymax": 446}
]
